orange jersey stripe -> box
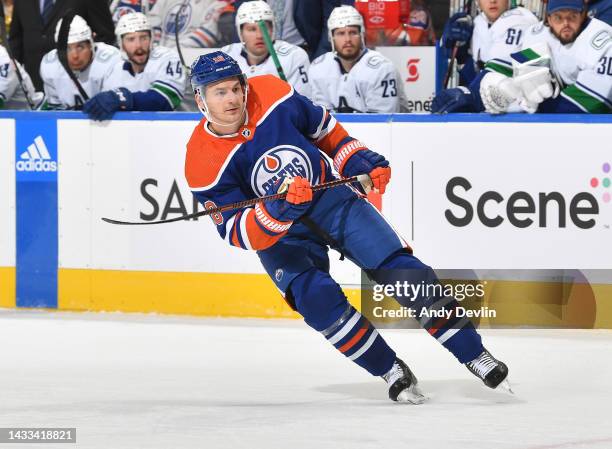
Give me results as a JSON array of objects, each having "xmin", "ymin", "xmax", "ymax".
[
  {"xmin": 317, "ymin": 121, "xmax": 350, "ymax": 158},
  {"xmin": 339, "ymin": 325, "xmax": 369, "ymax": 353}
]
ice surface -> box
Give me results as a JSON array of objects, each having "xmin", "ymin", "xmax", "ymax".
[{"xmin": 1, "ymin": 310, "xmax": 611, "ymax": 449}]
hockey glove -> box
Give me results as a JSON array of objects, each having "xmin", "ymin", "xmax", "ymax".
[
  {"xmin": 479, "ymin": 72, "xmax": 522, "ymax": 114},
  {"xmin": 334, "ymin": 141, "xmax": 391, "ymax": 194},
  {"xmin": 442, "ymin": 12, "xmax": 473, "ymax": 64},
  {"xmin": 83, "ymin": 88, "xmax": 134, "ymax": 121},
  {"xmin": 432, "ymin": 87, "xmax": 477, "ymax": 113},
  {"xmin": 259, "ymin": 176, "xmax": 313, "ymax": 223}
]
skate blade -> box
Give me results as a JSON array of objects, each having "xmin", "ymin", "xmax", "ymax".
[
  {"xmin": 497, "ymin": 379, "xmax": 514, "ymax": 395},
  {"xmin": 396, "ymin": 385, "xmax": 427, "ymax": 404}
]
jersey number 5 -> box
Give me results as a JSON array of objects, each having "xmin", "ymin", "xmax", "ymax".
[
  {"xmin": 597, "ymin": 57, "xmax": 612, "ymax": 76},
  {"xmin": 381, "ymin": 79, "xmax": 397, "ymax": 97},
  {"xmin": 0, "ymin": 63, "xmax": 8, "ymax": 78}
]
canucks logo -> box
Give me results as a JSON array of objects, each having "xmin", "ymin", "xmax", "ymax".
[
  {"xmin": 251, "ymin": 146, "xmax": 314, "ymax": 197},
  {"xmin": 164, "ymin": 3, "xmax": 192, "ymax": 34}
]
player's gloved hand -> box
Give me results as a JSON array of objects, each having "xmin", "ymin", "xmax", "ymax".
[
  {"xmin": 334, "ymin": 141, "xmax": 391, "ymax": 194},
  {"xmin": 261, "ymin": 176, "xmax": 313, "ymax": 223},
  {"xmin": 513, "ymin": 67, "xmax": 559, "ymax": 104},
  {"xmin": 442, "ymin": 12, "xmax": 473, "ymax": 64},
  {"xmin": 432, "ymin": 86, "xmax": 477, "ymax": 113},
  {"xmin": 83, "ymin": 88, "xmax": 134, "ymax": 121},
  {"xmin": 479, "ymin": 72, "xmax": 521, "ymax": 114}
]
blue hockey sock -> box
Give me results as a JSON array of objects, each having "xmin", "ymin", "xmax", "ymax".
[
  {"xmin": 290, "ymin": 268, "xmax": 396, "ymax": 376},
  {"xmin": 374, "ymin": 252, "xmax": 483, "ymax": 364}
]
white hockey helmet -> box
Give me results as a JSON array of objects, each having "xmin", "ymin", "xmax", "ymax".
[
  {"xmin": 115, "ymin": 12, "xmax": 152, "ymax": 59},
  {"xmin": 235, "ymin": 1, "xmax": 275, "ymax": 43},
  {"xmin": 54, "ymin": 15, "xmax": 93, "ymax": 46},
  {"xmin": 327, "ymin": 6, "xmax": 365, "ymax": 52}
]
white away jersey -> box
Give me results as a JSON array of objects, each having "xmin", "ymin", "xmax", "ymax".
[
  {"xmin": 39, "ymin": 43, "xmax": 120, "ymax": 110},
  {"xmin": 519, "ymin": 18, "xmax": 612, "ymax": 112},
  {"xmin": 103, "ymin": 46, "xmax": 187, "ymax": 110},
  {"xmin": 221, "ymin": 41, "xmax": 311, "ymax": 97},
  {"xmin": 0, "ymin": 46, "xmax": 41, "ymax": 109},
  {"xmin": 148, "ymin": 0, "xmax": 229, "ymax": 48},
  {"xmin": 307, "ymin": 49, "xmax": 405, "ymax": 113},
  {"xmin": 472, "ymin": 7, "xmax": 539, "ymax": 66}
]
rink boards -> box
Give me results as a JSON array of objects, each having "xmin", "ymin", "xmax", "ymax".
[{"xmin": 1, "ymin": 111, "xmax": 611, "ymax": 326}]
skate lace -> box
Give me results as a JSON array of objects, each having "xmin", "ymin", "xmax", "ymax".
[
  {"xmin": 467, "ymin": 351, "xmax": 497, "ymax": 379},
  {"xmin": 383, "ymin": 361, "xmax": 404, "ymax": 386}
]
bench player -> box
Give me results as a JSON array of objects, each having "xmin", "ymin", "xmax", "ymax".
[{"xmin": 83, "ymin": 12, "xmax": 186, "ymax": 120}]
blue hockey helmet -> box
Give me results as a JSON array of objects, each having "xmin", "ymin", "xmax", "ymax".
[{"xmin": 190, "ymin": 51, "xmax": 246, "ymax": 95}]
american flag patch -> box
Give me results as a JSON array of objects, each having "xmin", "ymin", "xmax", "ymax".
[{"xmin": 213, "ymin": 55, "xmax": 225, "ymax": 63}]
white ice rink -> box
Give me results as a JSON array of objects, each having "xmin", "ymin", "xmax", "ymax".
[{"xmin": 1, "ymin": 310, "xmax": 611, "ymax": 449}]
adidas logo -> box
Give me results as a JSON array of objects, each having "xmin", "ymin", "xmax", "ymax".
[{"xmin": 16, "ymin": 135, "xmax": 57, "ymax": 172}]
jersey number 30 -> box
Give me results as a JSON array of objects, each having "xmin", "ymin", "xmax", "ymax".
[{"xmin": 597, "ymin": 57, "xmax": 612, "ymax": 76}]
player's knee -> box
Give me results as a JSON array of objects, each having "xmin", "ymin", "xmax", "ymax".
[
  {"xmin": 373, "ymin": 251, "xmax": 438, "ymax": 285},
  {"xmin": 289, "ymin": 268, "xmax": 349, "ymax": 332}
]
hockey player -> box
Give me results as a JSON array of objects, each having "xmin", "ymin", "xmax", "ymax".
[
  {"xmin": 83, "ymin": 12, "xmax": 186, "ymax": 121},
  {"xmin": 221, "ymin": 1, "xmax": 311, "ymax": 98},
  {"xmin": 0, "ymin": 45, "xmax": 41, "ymax": 109},
  {"xmin": 184, "ymin": 50, "xmax": 511, "ymax": 403},
  {"xmin": 435, "ymin": 0, "xmax": 611, "ymax": 113},
  {"xmin": 308, "ymin": 5, "xmax": 406, "ymax": 113},
  {"xmin": 39, "ymin": 16, "xmax": 120, "ymax": 110},
  {"xmin": 439, "ymin": 0, "xmax": 539, "ymax": 87},
  {"xmin": 147, "ymin": 0, "xmax": 232, "ymax": 48}
]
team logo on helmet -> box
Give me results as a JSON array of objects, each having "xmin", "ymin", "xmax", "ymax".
[
  {"xmin": 164, "ymin": 2, "xmax": 192, "ymax": 34},
  {"xmin": 251, "ymin": 146, "xmax": 313, "ymax": 197}
]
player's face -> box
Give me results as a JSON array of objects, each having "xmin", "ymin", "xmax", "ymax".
[
  {"xmin": 199, "ymin": 78, "xmax": 246, "ymax": 126},
  {"xmin": 122, "ymin": 31, "xmax": 151, "ymax": 66},
  {"xmin": 547, "ymin": 9, "xmax": 586, "ymax": 44},
  {"xmin": 478, "ymin": 0, "xmax": 509, "ymax": 22},
  {"xmin": 240, "ymin": 22, "xmax": 273, "ymax": 57},
  {"xmin": 332, "ymin": 26, "xmax": 362, "ymax": 60},
  {"xmin": 67, "ymin": 41, "xmax": 93, "ymax": 71}
]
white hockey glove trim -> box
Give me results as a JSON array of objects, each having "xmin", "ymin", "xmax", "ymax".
[
  {"xmin": 514, "ymin": 67, "xmax": 559, "ymax": 104},
  {"xmin": 480, "ymin": 72, "xmax": 521, "ymax": 114}
]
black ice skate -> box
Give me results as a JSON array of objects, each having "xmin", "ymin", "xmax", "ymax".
[
  {"xmin": 382, "ymin": 358, "xmax": 426, "ymax": 404},
  {"xmin": 465, "ymin": 348, "xmax": 513, "ymax": 393}
]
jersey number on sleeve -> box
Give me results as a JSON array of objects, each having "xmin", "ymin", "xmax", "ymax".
[
  {"xmin": 505, "ymin": 28, "xmax": 523, "ymax": 46},
  {"xmin": 298, "ymin": 66, "xmax": 308, "ymax": 83},
  {"xmin": 597, "ymin": 57, "xmax": 612, "ymax": 75},
  {"xmin": 381, "ymin": 79, "xmax": 397, "ymax": 97},
  {"xmin": 166, "ymin": 61, "xmax": 183, "ymax": 77},
  {"xmin": 0, "ymin": 63, "xmax": 8, "ymax": 78}
]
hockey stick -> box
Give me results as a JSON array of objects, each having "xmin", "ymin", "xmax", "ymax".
[
  {"xmin": 57, "ymin": 10, "xmax": 90, "ymax": 105},
  {"xmin": 442, "ymin": 0, "xmax": 473, "ymax": 88},
  {"xmin": 101, "ymin": 175, "xmax": 370, "ymax": 226},
  {"xmin": 0, "ymin": 6, "xmax": 35, "ymax": 110},
  {"xmin": 258, "ymin": 20, "xmax": 287, "ymax": 81},
  {"xmin": 174, "ymin": 0, "xmax": 192, "ymax": 74}
]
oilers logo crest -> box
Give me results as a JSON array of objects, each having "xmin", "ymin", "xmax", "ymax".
[
  {"xmin": 164, "ymin": 2, "xmax": 192, "ymax": 35},
  {"xmin": 251, "ymin": 146, "xmax": 314, "ymax": 197}
]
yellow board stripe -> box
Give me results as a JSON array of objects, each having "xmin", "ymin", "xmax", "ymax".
[{"xmin": 0, "ymin": 267, "xmax": 16, "ymax": 308}]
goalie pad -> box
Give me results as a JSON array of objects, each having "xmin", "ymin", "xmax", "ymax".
[
  {"xmin": 510, "ymin": 42, "xmax": 560, "ymax": 104},
  {"xmin": 479, "ymin": 71, "xmax": 521, "ymax": 114}
]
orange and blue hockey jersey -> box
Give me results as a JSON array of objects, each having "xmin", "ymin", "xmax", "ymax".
[{"xmin": 184, "ymin": 75, "xmax": 358, "ymax": 251}]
